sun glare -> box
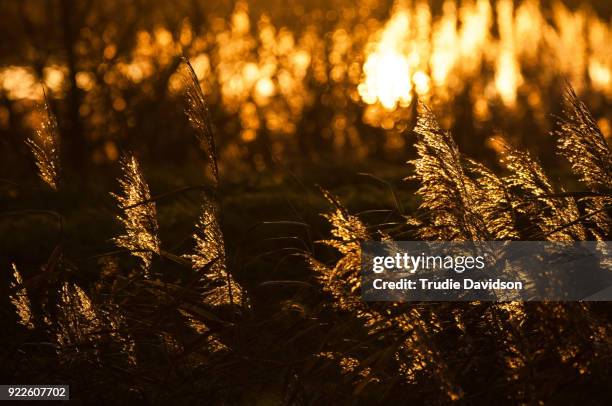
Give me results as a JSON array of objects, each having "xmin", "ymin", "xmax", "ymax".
[{"xmin": 358, "ymin": 9, "xmax": 413, "ymax": 110}]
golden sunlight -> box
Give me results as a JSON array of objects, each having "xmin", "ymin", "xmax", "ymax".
[
  {"xmin": 358, "ymin": 8, "xmax": 414, "ymax": 110},
  {"xmin": 358, "ymin": 0, "xmax": 610, "ymax": 119}
]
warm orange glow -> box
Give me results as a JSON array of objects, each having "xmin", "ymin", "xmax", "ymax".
[
  {"xmin": 494, "ymin": 0, "xmax": 522, "ymax": 106},
  {"xmin": 0, "ymin": 65, "xmax": 65, "ymax": 100},
  {"xmin": 0, "ymin": 0, "xmax": 610, "ymax": 139},
  {"xmin": 0, "ymin": 66, "xmax": 39, "ymax": 99},
  {"xmin": 358, "ymin": 0, "xmax": 610, "ymax": 117},
  {"xmin": 588, "ymin": 19, "xmax": 612, "ymax": 96},
  {"xmin": 255, "ymin": 77, "xmax": 275, "ymax": 98},
  {"xmin": 412, "ymin": 70, "xmax": 430, "ymax": 96},
  {"xmin": 358, "ymin": 8, "xmax": 413, "ymax": 110}
]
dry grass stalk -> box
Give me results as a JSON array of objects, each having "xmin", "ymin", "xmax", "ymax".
[
  {"xmin": 500, "ymin": 142, "xmax": 587, "ymax": 240},
  {"xmin": 26, "ymin": 92, "xmax": 60, "ymax": 191},
  {"xmin": 408, "ymin": 103, "xmax": 514, "ymax": 240},
  {"xmin": 556, "ymin": 86, "xmax": 612, "ymax": 239},
  {"xmin": 184, "ymin": 199, "xmax": 245, "ymax": 307},
  {"xmin": 9, "ymin": 263, "xmax": 35, "ymax": 330},
  {"xmin": 54, "ymin": 282, "xmax": 101, "ymax": 360},
  {"xmin": 179, "ymin": 58, "xmax": 219, "ymax": 187},
  {"xmin": 556, "ymin": 86, "xmax": 612, "ymax": 192},
  {"xmin": 112, "ymin": 154, "xmax": 161, "ymax": 274}
]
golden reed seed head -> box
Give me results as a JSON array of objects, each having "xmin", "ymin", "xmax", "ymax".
[
  {"xmin": 26, "ymin": 96, "xmax": 60, "ymax": 191},
  {"xmin": 112, "ymin": 154, "xmax": 161, "ymax": 274}
]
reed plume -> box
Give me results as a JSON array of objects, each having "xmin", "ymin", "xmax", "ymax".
[
  {"xmin": 179, "ymin": 58, "xmax": 219, "ymax": 186},
  {"xmin": 500, "ymin": 142, "xmax": 586, "ymax": 240},
  {"xmin": 408, "ymin": 103, "xmax": 514, "ymax": 240},
  {"xmin": 184, "ymin": 199, "xmax": 245, "ymax": 307},
  {"xmin": 9, "ymin": 263, "xmax": 34, "ymax": 330},
  {"xmin": 26, "ymin": 92, "xmax": 60, "ymax": 191},
  {"xmin": 555, "ymin": 86, "xmax": 612, "ymax": 239},
  {"xmin": 308, "ymin": 189, "xmax": 370, "ymax": 311},
  {"xmin": 464, "ymin": 158, "xmax": 520, "ymax": 240},
  {"xmin": 54, "ymin": 282, "xmax": 101, "ymax": 360},
  {"xmin": 112, "ymin": 154, "xmax": 160, "ymax": 274},
  {"xmin": 556, "ymin": 86, "xmax": 612, "ymax": 192}
]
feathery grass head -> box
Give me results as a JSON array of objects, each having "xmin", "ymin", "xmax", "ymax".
[
  {"xmin": 185, "ymin": 200, "xmax": 226, "ymax": 273},
  {"xmin": 499, "ymin": 141, "xmax": 587, "ymax": 240},
  {"xmin": 112, "ymin": 154, "xmax": 160, "ymax": 274},
  {"xmin": 409, "ymin": 103, "xmax": 495, "ymax": 240},
  {"xmin": 554, "ymin": 85, "xmax": 612, "ymax": 239},
  {"xmin": 179, "ymin": 58, "xmax": 219, "ymax": 186},
  {"xmin": 464, "ymin": 158, "xmax": 520, "ymax": 240},
  {"xmin": 9, "ymin": 263, "xmax": 34, "ymax": 330},
  {"xmin": 500, "ymin": 141, "xmax": 554, "ymax": 198},
  {"xmin": 26, "ymin": 93, "xmax": 60, "ymax": 191},
  {"xmin": 54, "ymin": 282, "xmax": 101, "ymax": 359},
  {"xmin": 184, "ymin": 199, "xmax": 245, "ymax": 307},
  {"xmin": 556, "ymin": 85, "xmax": 612, "ymax": 191},
  {"xmin": 310, "ymin": 188, "xmax": 370, "ymax": 309},
  {"xmin": 319, "ymin": 188, "xmax": 369, "ymax": 251}
]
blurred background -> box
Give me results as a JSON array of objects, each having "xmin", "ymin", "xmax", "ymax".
[{"xmin": 0, "ymin": 0, "xmax": 610, "ymax": 179}]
